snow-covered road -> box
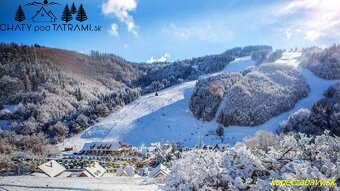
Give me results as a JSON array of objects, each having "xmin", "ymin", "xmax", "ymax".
[{"xmin": 61, "ymin": 52, "xmax": 339, "ymax": 150}]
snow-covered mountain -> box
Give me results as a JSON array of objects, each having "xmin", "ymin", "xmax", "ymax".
[{"xmin": 62, "ymin": 51, "xmax": 339, "ymax": 150}]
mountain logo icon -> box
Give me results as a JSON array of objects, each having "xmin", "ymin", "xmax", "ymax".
[
  {"xmin": 14, "ymin": 1, "xmax": 89, "ymax": 23},
  {"xmin": 31, "ymin": 6, "xmax": 57, "ymax": 22}
]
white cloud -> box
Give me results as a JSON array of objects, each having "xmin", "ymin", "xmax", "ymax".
[
  {"xmin": 305, "ymin": 30, "xmax": 320, "ymax": 42},
  {"xmin": 146, "ymin": 53, "xmax": 171, "ymax": 63},
  {"xmin": 278, "ymin": 0, "xmax": 340, "ymax": 42},
  {"xmin": 109, "ymin": 23, "xmax": 119, "ymax": 37},
  {"xmin": 163, "ymin": 22, "xmax": 234, "ymax": 43},
  {"xmin": 102, "ymin": 0, "xmax": 138, "ymax": 36},
  {"xmin": 285, "ymin": 31, "xmax": 293, "ymax": 40}
]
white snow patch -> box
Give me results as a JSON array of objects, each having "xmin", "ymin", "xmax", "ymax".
[{"xmin": 222, "ymin": 56, "xmax": 256, "ymax": 72}]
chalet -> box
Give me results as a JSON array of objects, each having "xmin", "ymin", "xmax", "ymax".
[
  {"xmin": 32, "ymin": 160, "xmax": 67, "ymax": 177},
  {"xmin": 148, "ymin": 164, "xmax": 170, "ymax": 179},
  {"xmin": 31, "ymin": 7, "xmax": 57, "ymax": 22},
  {"xmin": 115, "ymin": 166, "xmax": 135, "ymax": 177},
  {"xmin": 137, "ymin": 167, "xmax": 149, "ymax": 176},
  {"xmin": 79, "ymin": 162, "xmax": 106, "ymax": 177},
  {"xmin": 80, "ymin": 142, "xmax": 120, "ymax": 155}
]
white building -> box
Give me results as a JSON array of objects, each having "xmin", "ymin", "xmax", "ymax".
[
  {"xmin": 80, "ymin": 142, "xmax": 120, "ymax": 155},
  {"xmin": 148, "ymin": 164, "xmax": 170, "ymax": 178},
  {"xmin": 33, "ymin": 160, "xmax": 70, "ymax": 177},
  {"xmin": 115, "ymin": 166, "xmax": 135, "ymax": 177},
  {"xmin": 79, "ymin": 161, "xmax": 106, "ymax": 177}
]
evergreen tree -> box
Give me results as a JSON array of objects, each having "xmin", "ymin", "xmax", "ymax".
[
  {"xmin": 216, "ymin": 125, "xmax": 224, "ymax": 137},
  {"xmin": 15, "ymin": 5, "xmax": 26, "ymax": 22},
  {"xmin": 61, "ymin": 4, "xmax": 72, "ymax": 22},
  {"xmin": 76, "ymin": 4, "xmax": 87, "ymax": 22},
  {"xmin": 76, "ymin": 88, "xmax": 83, "ymax": 101},
  {"xmin": 71, "ymin": 2, "xmax": 77, "ymax": 14}
]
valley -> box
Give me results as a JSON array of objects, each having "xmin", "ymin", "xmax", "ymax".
[{"xmin": 61, "ymin": 51, "xmax": 339, "ymax": 150}]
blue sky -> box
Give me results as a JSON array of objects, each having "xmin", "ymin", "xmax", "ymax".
[{"xmin": 0, "ymin": 0, "xmax": 339, "ymax": 62}]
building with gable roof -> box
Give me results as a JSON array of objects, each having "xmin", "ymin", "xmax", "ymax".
[
  {"xmin": 148, "ymin": 164, "xmax": 170, "ymax": 178},
  {"xmin": 79, "ymin": 142, "xmax": 121, "ymax": 155},
  {"xmin": 33, "ymin": 160, "xmax": 66, "ymax": 177},
  {"xmin": 79, "ymin": 161, "xmax": 106, "ymax": 177},
  {"xmin": 115, "ymin": 165, "xmax": 135, "ymax": 177}
]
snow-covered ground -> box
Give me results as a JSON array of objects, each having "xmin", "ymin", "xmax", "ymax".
[
  {"xmin": 61, "ymin": 52, "xmax": 339, "ymax": 150},
  {"xmin": 0, "ymin": 176, "xmax": 161, "ymax": 191},
  {"xmin": 222, "ymin": 56, "xmax": 255, "ymax": 72}
]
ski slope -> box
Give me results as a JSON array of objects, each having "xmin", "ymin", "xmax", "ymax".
[{"xmin": 61, "ymin": 52, "xmax": 339, "ymax": 150}]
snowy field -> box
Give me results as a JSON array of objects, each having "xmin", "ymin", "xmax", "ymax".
[
  {"xmin": 61, "ymin": 52, "xmax": 339, "ymax": 150},
  {"xmin": 0, "ymin": 176, "xmax": 162, "ymax": 191}
]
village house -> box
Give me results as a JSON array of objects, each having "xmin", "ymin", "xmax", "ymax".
[
  {"xmin": 137, "ymin": 166, "xmax": 149, "ymax": 176},
  {"xmin": 79, "ymin": 142, "xmax": 121, "ymax": 155},
  {"xmin": 32, "ymin": 160, "xmax": 71, "ymax": 177},
  {"xmin": 148, "ymin": 164, "xmax": 170, "ymax": 179},
  {"xmin": 79, "ymin": 161, "xmax": 106, "ymax": 177},
  {"xmin": 115, "ymin": 165, "xmax": 135, "ymax": 177}
]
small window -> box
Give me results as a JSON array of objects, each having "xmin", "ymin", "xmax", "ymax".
[{"xmin": 41, "ymin": 14, "xmax": 44, "ymax": 17}]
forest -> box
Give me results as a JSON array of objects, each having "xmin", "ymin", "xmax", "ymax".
[{"xmin": 0, "ymin": 43, "xmax": 273, "ymax": 145}]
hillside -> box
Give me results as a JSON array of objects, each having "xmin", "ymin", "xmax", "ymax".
[
  {"xmin": 301, "ymin": 44, "xmax": 340, "ymax": 80},
  {"xmin": 215, "ymin": 63, "xmax": 309, "ymax": 126},
  {"xmin": 60, "ymin": 50, "xmax": 339, "ymax": 149},
  {"xmin": 0, "ymin": 43, "xmax": 272, "ymax": 143},
  {"xmin": 0, "ymin": 44, "xmax": 141, "ymax": 143},
  {"xmin": 278, "ymin": 82, "xmax": 340, "ymax": 136}
]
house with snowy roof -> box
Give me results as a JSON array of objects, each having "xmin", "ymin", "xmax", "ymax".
[
  {"xmin": 79, "ymin": 161, "xmax": 106, "ymax": 177},
  {"xmin": 32, "ymin": 160, "xmax": 69, "ymax": 177},
  {"xmin": 148, "ymin": 164, "xmax": 170, "ymax": 179},
  {"xmin": 80, "ymin": 142, "xmax": 121, "ymax": 155},
  {"xmin": 31, "ymin": 7, "xmax": 57, "ymax": 22},
  {"xmin": 115, "ymin": 165, "xmax": 135, "ymax": 177}
]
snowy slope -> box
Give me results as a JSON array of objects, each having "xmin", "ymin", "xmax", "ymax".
[
  {"xmin": 222, "ymin": 56, "xmax": 255, "ymax": 72},
  {"xmin": 61, "ymin": 52, "xmax": 339, "ymax": 150}
]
